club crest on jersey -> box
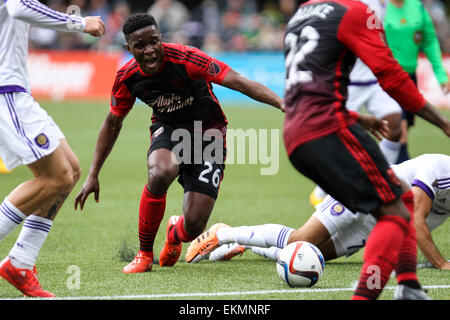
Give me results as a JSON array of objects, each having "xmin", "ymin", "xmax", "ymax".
[
  {"xmin": 207, "ymin": 60, "xmax": 221, "ymax": 76},
  {"xmin": 35, "ymin": 133, "xmax": 50, "ymax": 149},
  {"xmin": 330, "ymin": 203, "xmax": 344, "ymax": 216}
]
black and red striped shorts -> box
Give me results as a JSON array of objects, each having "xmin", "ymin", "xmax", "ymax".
[{"xmin": 289, "ymin": 124, "xmax": 403, "ymax": 214}]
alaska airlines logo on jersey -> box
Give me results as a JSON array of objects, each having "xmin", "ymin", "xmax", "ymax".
[
  {"xmin": 287, "ymin": 4, "xmax": 335, "ymax": 28},
  {"xmin": 148, "ymin": 94, "xmax": 194, "ymax": 113},
  {"xmin": 35, "ymin": 134, "xmax": 50, "ymax": 149}
]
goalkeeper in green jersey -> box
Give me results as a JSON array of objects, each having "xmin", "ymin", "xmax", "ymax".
[{"xmin": 384, "ymin": 0, "xmax": 449, "ymax": 163}]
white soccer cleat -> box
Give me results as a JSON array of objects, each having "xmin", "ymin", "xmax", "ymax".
[
  {"xmin": 394, "ymin": 284, "xmax": 432, "ymax": 300},
  {"xmin": 209, "ymin": 243, "xmax": 247, "ymax": 261}
]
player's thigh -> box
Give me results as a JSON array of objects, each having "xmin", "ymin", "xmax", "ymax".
[
  {"xmin": 0, "ymin": 92, "xmax": 64, "ymax": 171},
  {"xmin": 331, "ymin": 214, "xmax": 376, "ymax": 258},
  {"xmin": 57, "ymin": 139, "xmax": 81, "ymax": 181},
  {"xmin": 311, "ymin": 195, "xmax": 358, "ymax": 236},
  {"xmin": 288, "ymin": 216, "xmax": 331, "ymax": 247},
  {"xmin": 289, "ymin": 125, "xmax": 403, "ymax": 214},
  {"xmin": 147, "ymin": 123, "xmax": 179, "ymax": 188}
]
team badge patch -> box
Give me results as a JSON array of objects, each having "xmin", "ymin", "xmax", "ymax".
[
  {"xmin": 207, "ymin": 60, "xmax": 221, "ymax": 76},
  {"xmin": 330, "ymin": 203, "xmax": 344, "ymax": 216},
  {"xmin": 35, "ymin": 133, "xmax": 50, "ymax": 149}
]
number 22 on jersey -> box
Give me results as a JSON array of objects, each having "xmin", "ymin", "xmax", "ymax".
[{"xmin": 285, "ymin": 26, "xmax": 320, "ymax": 90}]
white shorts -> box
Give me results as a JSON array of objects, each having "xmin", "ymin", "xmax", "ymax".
[
  {"xmin": 313, "ymin": 195, "xmax": 376, "ymax": 258},
  {"xmin": 0, "ymin": 92, "xmax": 64, "ymax": 170},
  {"xmin": 346, "ymin": 82, "xmax": 402, "ymax": 119}
]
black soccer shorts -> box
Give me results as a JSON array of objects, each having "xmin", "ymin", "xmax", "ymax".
[
  {"xmin": 289, "ymin": 123, "xmax": 403, "ymax": 214},
  {"xmin": 148, "ymin": 122, "xmax": 226, "ymax": 200}
]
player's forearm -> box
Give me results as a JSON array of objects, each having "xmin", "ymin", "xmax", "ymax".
[
  {"xmin": 88, "ymin": 116, "xmax": 122, "ymax": 177},
  {"xmin": 221, "ymin": 70, "xmax": 283, "ymax": 110},
  {"xmin": 237, "ymin": 80, "xmax": 283, "ymax": 110},
  {"xmin": 416, "ymin": 220, "xmax": 448, "ymax": 269},
  {"xmin": 416, "ymin": 102, "xmax": 450, "ymax": 133},
  {"xmin": 6, "ymin": 0, "xmax": 86, "ymax": 32}
]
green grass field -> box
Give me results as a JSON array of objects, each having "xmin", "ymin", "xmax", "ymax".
[{"xmin": 0, "ymin": 100, "xmax": 449, "ymax": 301}]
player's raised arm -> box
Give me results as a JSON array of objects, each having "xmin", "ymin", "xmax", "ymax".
[
  {"xmin": 337, "ymin": 2, "xmax": 450, "ymax": 138},
  {"xmin": 220, "ymin": 69, "xmax": 285, "ymax": 112},
  {"xmin": 5, "ymin": 0, "xmax": 104, "ymax": 36},
  {"xmin": 74, "ymin": 112, "xmax": 126, "ymax": 211}
]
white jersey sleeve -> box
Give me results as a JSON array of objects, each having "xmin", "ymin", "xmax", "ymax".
[
  {"xmin": 392, "ymin": 154, "xmax": 450, "ymax": 230},
  {"xmin": 5, "ymin": 0, "xmax": 86, "ymax": 32}
]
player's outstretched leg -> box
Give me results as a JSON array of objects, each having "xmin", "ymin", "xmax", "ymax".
[
  {"xmin": 0, "ymin": 141, "xmax": 80, "ymax": 297},
  {"xmin": 186, "ymin": 224, "xmax": 294, "ymax": 263}
]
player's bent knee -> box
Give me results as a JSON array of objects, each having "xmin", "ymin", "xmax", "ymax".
[{"xmin": 147, "ymin": 165, "xmax": 177, "ymax": 193}]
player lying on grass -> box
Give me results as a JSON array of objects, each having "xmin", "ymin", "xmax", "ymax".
[
  {"xmin": 0, "ymin": 0, "xmax": 104, "ymax": 298},
  {"xmin": 74, "ymin": 13, "xmax": 284, "ymax": 273},
  {"xmin": 187, "ymin": 153, "xmax": 450, "ymax": 271}
]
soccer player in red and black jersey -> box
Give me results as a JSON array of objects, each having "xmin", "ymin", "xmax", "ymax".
[
  {"xmin": 74, "ymin": 13, "xmax": 284, "ymax": 273},
  {"xmin": 283, "ymin": 0, "xmax": 450, "ymax": 299}
]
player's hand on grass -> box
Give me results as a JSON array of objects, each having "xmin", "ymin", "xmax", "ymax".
[
  {"xmin": 83, "ymin": 16, "xmax": 105, "ymax": 37},
  {"xmin": 74, "ymin": 175, "xmax": 100, "ymax": 211},
  {"xmin": 357, "ymin": 113, "xmax": 389, "ymax": 141}
]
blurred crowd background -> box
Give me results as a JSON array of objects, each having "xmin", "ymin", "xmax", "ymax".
[{"xmin": 31, "ymin": 0, "xmax": 450, "ymax": 53}]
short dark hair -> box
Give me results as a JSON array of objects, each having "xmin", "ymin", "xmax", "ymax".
[{"xmin": 122, "ymin": 13, "xmax": 158, "ymax": 37}]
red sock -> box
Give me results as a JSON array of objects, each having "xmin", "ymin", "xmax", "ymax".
[
  {"xmin": 138, "ymin": 186, "xmax": 166, "ymax": 254},
  {"xmin": 167, "ymin": 216, "xmax": 196, "ymax": 244},
  {"xmin": 351, "ymin": 215, "xmax": 409, "ymax": 300},
  {"xmin": 395, "ymin": 190, "xmax": 419, "ymax": 285}
]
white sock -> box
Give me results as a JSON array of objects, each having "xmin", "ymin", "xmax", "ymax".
[
  {"xmin": 379, "ymin": 138, "xmax": 401, "ymax": 165},
  {"xmin": 0, "ymin": 198, "xmax": 27, "ymax": 241},
  {"xmin": 216, "ymin": 224, "xmax": 294, "ymax": 248},
  {"xmin": 9, "ymin": 215, "xmax": 53, "ymax": 270},
  {"xmin": 251, "ymin": 246, "xmax": 281, "ymax": 260}
]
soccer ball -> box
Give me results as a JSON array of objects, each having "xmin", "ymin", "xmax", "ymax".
[{"xmin": 276, "ymin": 241, "xmax": 325, "ymax": 287}]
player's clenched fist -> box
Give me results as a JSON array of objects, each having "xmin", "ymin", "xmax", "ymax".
[{"xmin": 83, "ymin": 16, "xmax": 105, "ymax": 37}]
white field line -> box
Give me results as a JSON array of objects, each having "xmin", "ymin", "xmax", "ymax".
[{"xmin": 1, "ymin": 284, "xmax": 450, "ymax": 300}]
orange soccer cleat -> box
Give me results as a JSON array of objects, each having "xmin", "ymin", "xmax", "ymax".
[
  {"xmin": 0, "ymin": 257, "xmax": 54, "ymax": 298},
  {"xmin": 185, "ymin": 223, "xmax": 229, "ymax": 263},
  {"xmin": 122, "ymin": 251, "xmax": 153, "ymax": 274},
  {"xmin": 159, "ymin": 216, "xmax": 183, "ymax": 266}
]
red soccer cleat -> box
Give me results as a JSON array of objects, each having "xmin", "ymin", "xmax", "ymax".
[
  {"xmin": 122, "ymin": 251, "xmax": 153, "ymax": 273},
  {"xmin": 0, "ymin": 257, "xmax": 54, "ymax": 298},
  {"xmin": 159, "ymin": 216, "xmax": 183, "ymax": 266}
]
